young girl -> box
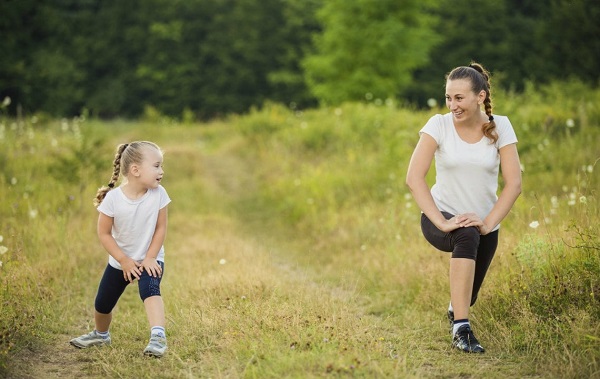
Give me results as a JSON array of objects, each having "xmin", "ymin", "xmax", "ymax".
[
  {"xmin": 406, "ymin": 63, "xmax": 522, "ymax": 352},
  {"xmin": 70, "ymin": 141, "xmax": 171, "ymax": 357}
]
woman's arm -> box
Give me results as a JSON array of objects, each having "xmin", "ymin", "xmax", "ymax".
[
  {"xmin": 406, "ymin": 133, "xmax": 461, "ymax": 233},
  {"xmin": 480, "ymin": 143, "xmax": 522, "ymax": 234}
]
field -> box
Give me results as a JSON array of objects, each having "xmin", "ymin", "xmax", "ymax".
[{"xmin": 1, "ymin": 81, "xmax": 599, "ymax": 378}]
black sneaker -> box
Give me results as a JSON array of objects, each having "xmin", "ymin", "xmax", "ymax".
[
  {"xmin": 452, "ymin": 324, "xmax": 485, "ymax": 353},
  {"xmin": 447, "ymin": 310, "xmax": 454, "ymax": 333}
]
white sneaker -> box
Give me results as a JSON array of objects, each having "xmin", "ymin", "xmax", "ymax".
[
  {"xmin": 143, "ymin": 335, "xmax": 167, "ymax": 357},
  {"xmin": 70, "ymin": 330, "xmax": 111, "ymax": 349}
]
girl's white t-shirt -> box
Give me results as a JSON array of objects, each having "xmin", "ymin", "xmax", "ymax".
[
  {"xmin": 419, "ymin": 113, "xmax": 518, "ymax": 231},
  {"xmin": 97, "ymin": 185, "xmax": 171, "ymax": 270}
]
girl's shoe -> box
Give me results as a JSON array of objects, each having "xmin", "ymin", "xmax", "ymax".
[
  {"xmin": 69, "ymin": 330, "xmax": 111, "ymax": 349},
  {"xmin": 143, "ymin": 335, "xmax": 167, "ymax": 357}
]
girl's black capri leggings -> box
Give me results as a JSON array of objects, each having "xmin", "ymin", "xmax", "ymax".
[{"xmin": 95, "ymin": 261, "xmax": 164, "ymax": 315}]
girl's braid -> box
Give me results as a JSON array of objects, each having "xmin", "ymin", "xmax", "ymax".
[{"xmin": 93, "ymin": 143, "xmax": 129, "ymax": 207}]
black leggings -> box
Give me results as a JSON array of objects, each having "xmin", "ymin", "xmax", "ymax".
[
  {"xmin": 94, "ymin": 262, "xmax": 164, "ymax": 314},
  {"xmin": 421, "ymin": 212, "xmax": 498, "ymax": 306}
]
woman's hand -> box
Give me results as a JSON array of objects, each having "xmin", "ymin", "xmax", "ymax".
[
  {"xmin": 141, "ymin": 257, "xmax": 162, "ymax": 278},
  {"xmin": 454, "ymin": 213, "xmax": 493, "ymax": 235},
  {"xmin": 120, "ymin": 257, "xmax": 142, "ymax": 282}
]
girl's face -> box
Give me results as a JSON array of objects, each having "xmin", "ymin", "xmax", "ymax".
[
  {"xmin": 136, "ymin": 147, "xmax": 164, "ymax": 189},
  {"xmin": 445, "ymin": 78, "xmax": 485, "ymax": 123}
]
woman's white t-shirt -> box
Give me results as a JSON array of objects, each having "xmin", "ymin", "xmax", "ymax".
[
  {"xmin": 97, "ymin": 185, "xmax": 171, "ymax": 270},
  {"xmin": 419, "ymin": 113, "xmax": 518, "ymax": 231}
]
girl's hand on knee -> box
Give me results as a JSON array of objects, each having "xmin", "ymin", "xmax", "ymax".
[
  {"xmin": 121, "ymin": 258, "xmax": 142, "ymax": 282},
  {"xmin": 142, "ymin": 257, "xmax": 162, "ymax": 278}
]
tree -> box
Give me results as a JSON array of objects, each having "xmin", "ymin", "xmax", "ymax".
[{"xmin": 302, "ymin": 0, "xmax": 439, "ymax": 105}]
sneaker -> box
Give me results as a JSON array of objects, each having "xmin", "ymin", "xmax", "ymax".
[
  {"xmin": 143, "ymin": 335, "xmax": 167, "ymax": 357},
  {"xmin": 452, "ymin": 324, "xmax": 485, "ymax": 353},
  {"xmin": 447, "ymin": 309, "xmax": 454, "ymax": 333},
  {"xmin": 70, "ymin": 330, "xmax": 111, "ymax": 349}
]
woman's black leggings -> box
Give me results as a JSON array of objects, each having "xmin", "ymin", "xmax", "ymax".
[{"xmin": 421, "ymin": 212, "xmax": 498, "ymax": 306}]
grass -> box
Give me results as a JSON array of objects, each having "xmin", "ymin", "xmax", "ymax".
[{"xmin": 1, "ymin": 80, "xmax": 599, "ymax": 378}]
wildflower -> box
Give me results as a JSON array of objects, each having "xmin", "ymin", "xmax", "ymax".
[
  {"xmin": 587, "ymin": 165, "xmax": 594, "ymax": 173},
  {"xmin": 579, "ymin": 196, "xmax": 587, "ymax": 204},
  {"xmin": 0, "ymin": 235, "xmax": 3, "ymax": 243},
  {"xmin": 0, "ymin": 246, "xmax": 7, "ymax": 255},
  {"xmin": 365, "ymin": 93, "xmax": 373, "ymax": 101},
  {"xmin": 529, "ymin": 221, "xmax": 540, "ymax": 229},
  {"xmin": 10, "ymin": 177, "xmax": 17, "ymax": 185},
  {"xmin": 334, "ymin": 108, "xmax": 343, "ymax": 116},
  {"xmin": 1, "ymin": 96, "xmax": 10, "ymax": 108},
  {"xmin": 0, "ymin": 261, "xmax": 2, "ymax": 268},
  {"xmin": 427, "ymin": 98, "xmax": 438, "ymax": 108},
  {"xmin": 29, "ymin": 209, "xmax": 38, "ymax": 219},
  {"xmin": 566, "ymin": 119, "xmax": 575, "ymax": 128},
  {"xmin": 219, "ymin": 259, "xmax": 226, "ymax": 265}
]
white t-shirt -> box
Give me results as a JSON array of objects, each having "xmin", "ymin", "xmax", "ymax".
[
  {"xmin": 97, "ymin": 185, "xmax": 171, "ymax": 270},
  {"xmin": 419, "ymin": 113, "xmax": 518, "ymax": 231}
]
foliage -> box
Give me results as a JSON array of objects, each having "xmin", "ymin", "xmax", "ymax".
[
  {"xmin": 1, "ymin": 0, "xmax": 599, "ymax": 118},
  {"xmin": 303, "ymin": 0, "xmax": 439, "ymax": 105}
]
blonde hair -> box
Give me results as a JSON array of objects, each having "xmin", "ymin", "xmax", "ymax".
[
  {"xmin": 447, "ymin": 62, "xmax": 498, "ymax": 144},
  {"xmin": 93, "ymin": 141, "xmax": 162, "ymax": 207}
]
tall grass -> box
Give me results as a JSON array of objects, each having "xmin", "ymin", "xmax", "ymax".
[{"xmin": 0, "ymin": 80, "xmax": 598, "ymax": 378}]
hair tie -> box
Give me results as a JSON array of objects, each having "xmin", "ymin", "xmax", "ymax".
[
  {"xmin": 488, "ymin": 115, "xmax": 494, "ymax": 122},
  {"xmin": 108, "ymin": 183, "xmax": 114, "ymax": 188}
]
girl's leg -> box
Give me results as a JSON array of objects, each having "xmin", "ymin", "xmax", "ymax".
[
  {"xmin": 94, "ymin": 311, "xmax": 112, "ymax": 333},
  {"xmin": 95, "ymin": 264, "xmax": 129, "ymax": 332},
  {"xmin": 143, "ymin": 296, "xmax": 166, "ymax": 327},
  {"xmin": 138, "ymin": 261, "xmax": 166, "ymax": 329}
]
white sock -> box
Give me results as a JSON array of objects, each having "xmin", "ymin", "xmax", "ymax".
[
  {"xmin": 151, "ymin": 326, "xmax": 166, "ymax": 338},
  {"xmin": 96, "ymin": 330, "xmax": 110, "ymax": 339},
  {"xmin": 448, "ymin": 301, "xmax": 453, "ymax": 313},
  {"xmin": 452, "ymin": 320, "xmax": 469, "ymax": 337}
]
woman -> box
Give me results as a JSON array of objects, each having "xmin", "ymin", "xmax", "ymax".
[{"xmin": 406, "ymin": 63, "xmax": 522, "ymax": 353}]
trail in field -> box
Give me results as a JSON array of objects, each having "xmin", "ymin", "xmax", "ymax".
[{"xmin": 5, "ymin": 137, "xmax": 364, "ymax": 379}]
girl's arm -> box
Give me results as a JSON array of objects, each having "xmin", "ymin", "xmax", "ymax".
[
  {"xmin": 406, "ymin": 133, "xmax": 461, "ymax": 233},
  {"xmin": 97, "ymin": 212, "xmax": 142, "ymax": 281},
  {"xmin": 141, "ymin": 206, "xmax": 168, "ymax": 277},
  {"xmin": 480, "ymin": 143, "xmax": 522, "ymax": 235}
]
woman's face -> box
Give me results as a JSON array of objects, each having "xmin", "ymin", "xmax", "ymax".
[{"xmin": 445, "ymin": 78, "xmax": 485, "ymax": 123}]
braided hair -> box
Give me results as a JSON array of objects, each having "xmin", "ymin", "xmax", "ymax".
[
  {"xmin": 93, "ymin": 141, "xmax": 161, "ymax": 207},
  {"xmin": 447, "ymin": 62, "xmax": 497, "ymax": 144}
]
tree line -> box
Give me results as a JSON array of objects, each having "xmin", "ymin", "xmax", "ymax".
[{"xmin": 1, "ymin": 0, "xmax": 598, "ymax": 120}]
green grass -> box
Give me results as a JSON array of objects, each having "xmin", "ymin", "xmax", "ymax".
[{"xmin": 1, "ymin": 80, "xmax": 599, "ymax": 378}]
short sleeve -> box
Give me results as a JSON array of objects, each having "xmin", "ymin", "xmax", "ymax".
[
  {"xmin": 495, "ymin": 116, "xmax": 518, "ymax": 149},
  {"xmin": 97, "ymin": 189, "xmax": 115, "ymax": 217},
  {"xmin": 158, "ymin": 185, "xmax": 171, "ymax": 209},
  {"xmin": 419, "ymin": 114, "xmax": 444, "ymax": 144}
]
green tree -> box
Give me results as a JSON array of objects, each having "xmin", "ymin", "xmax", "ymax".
[{"xmin": 302, "ymin": 0, "xmax": 439, "ymax": 105}]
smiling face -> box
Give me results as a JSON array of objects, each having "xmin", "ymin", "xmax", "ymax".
[
  {"xmin": 136, "ymin": 146, "xmax": 164, "ymax": 189},
  {"xmin": 445, "ymin": 78, "xmax": 486, "ymax": 123}
]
